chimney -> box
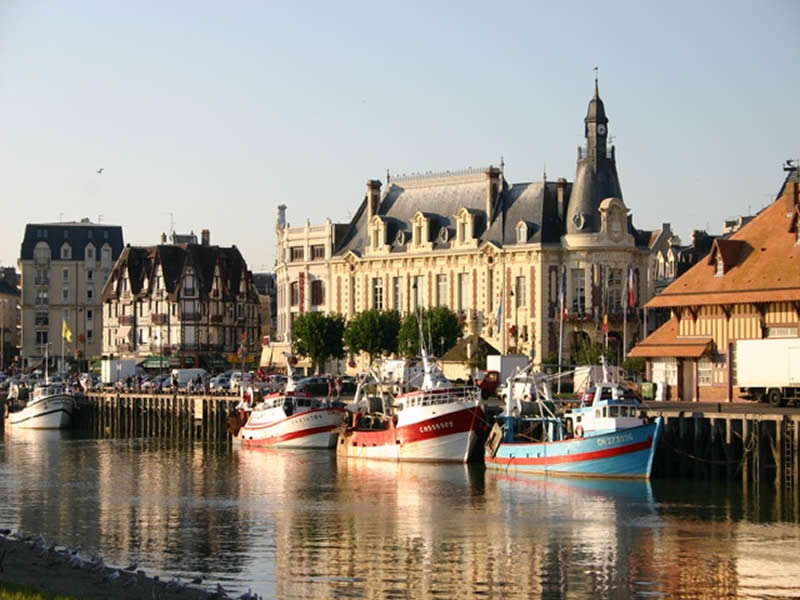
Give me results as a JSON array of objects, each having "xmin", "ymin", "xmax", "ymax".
[
  {"xmin": 277, "ymin": 204, "xmax": 287, "ymax": 229},
  {"xmin": 366, "ymin": 180, "xmax": 382, "ymax": 222},
  {"xmin": 201, "ymin": 229, "xmax": 210, "ymax": 246},
  {"xmin": 160, "ymin": 232, "xmax": 167, "ymax": 244},
  {"xmin": 557, "ymin": 178, "xmax": 567, "ymax": 222},
  {"xmin": 484, "ymin": 167, "xmax": 501, "ymax": 222},
  {"xmin": 787, "ymin": 180, "xmax": 799, "ymax": 212}
]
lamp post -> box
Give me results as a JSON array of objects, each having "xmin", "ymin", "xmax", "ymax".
[
  {"xmin": 0, "ymin": 298, "xmax": 6, "ymax": 372},
  {"xmin": 509, "ymin": 288, "xmax": 519, "ymax": 352}
]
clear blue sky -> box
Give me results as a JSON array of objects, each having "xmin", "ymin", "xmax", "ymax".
[{"xmin": 1, "ymin": 0, "xmax": 797, "ymax": 272}]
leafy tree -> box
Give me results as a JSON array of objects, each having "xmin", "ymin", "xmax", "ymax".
[
  {"xmin": 398, "ymin": 306, "xmax": 463, "ymax": 357},
  {"xmin": 343, "ymin": 310, "xmax": 401, "ymax": 363},
  {"xmin": 573, "ymin": 339, "xmax": 613, "ymax": 366},
  {"xmin": 291, "ymin": 312, "xmax": 346, "ymax": 373},
  {"xmin": 622, "ymin": 356, "xmax": 646, "ymax": 379}
]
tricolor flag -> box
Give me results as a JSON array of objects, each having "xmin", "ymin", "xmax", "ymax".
[
  {"xmin": 602, "ymin": 311, "xmax": 609, "ymax": 334},
  {"xmin": 558, "ymin": 266, "xmax": 567, "ymax": 321},
  {"xmin": 627, "ymin": 264, "xmax": 635, "ymax": 308},
  {"xmin": 496, "ymin": 287, "xmax": 503, "ymax": 327}
]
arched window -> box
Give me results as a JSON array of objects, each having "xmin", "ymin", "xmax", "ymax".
[{"xmin": 60, "ymin": 243, "xmax": 72, "ymax": 260}]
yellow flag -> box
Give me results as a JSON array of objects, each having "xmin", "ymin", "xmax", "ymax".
[{"xmin": 62, "ymin": 319, "xmax": 72, "ymax": 343}]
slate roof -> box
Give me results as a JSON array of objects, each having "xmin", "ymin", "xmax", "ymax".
[
  {"xmin": 333, "ymin": 175, "xmax": 575, "ymax": 256},
  {"xmin": 102, "ymin": 243, "xmax": 257, "ymax": 303},
  {"xmin": 20, "ymin": 222, "xmax": 124, "ymax": 261},
  {"xmin": 648, "ymin": 170, "xmax": 800, "ymax": 308}
]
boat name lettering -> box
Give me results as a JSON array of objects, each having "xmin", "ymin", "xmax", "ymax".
[
  {"xmin": 596, "ymin": 433, "xmax": 634, "ymax": 447},
  {"xmin": 419, "ymin": 421, "xmax": 454, "ymax": 433}
]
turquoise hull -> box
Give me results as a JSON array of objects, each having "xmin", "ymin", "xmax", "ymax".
[{"xmin": 485, "ymin": 417, "xmax": 663, "ymax": 479}]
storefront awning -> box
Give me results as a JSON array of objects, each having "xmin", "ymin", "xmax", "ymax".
[
  {"xmin": 142, "ymin": 356, "xmax": 171, "ymax": 369},
  {"xmin": 629, "ymin": 318, "xmax": 713, "ymax": 359}
]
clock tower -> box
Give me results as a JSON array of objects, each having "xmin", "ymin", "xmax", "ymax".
[{"xmin": 565, "ymin": 79, "xmax": 623, "ymax": 235}]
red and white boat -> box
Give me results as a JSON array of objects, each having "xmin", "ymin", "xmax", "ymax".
[
  {"xmin": 229, "ymin": 363, "xmax": 346, "ymax": 449},
  {"xmin": 336, "ymin": 350, "xmax": 488, "ymax": 463}
]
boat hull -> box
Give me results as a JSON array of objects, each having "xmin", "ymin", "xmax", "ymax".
[
  {"xmin": 235, "ymin": 407, "xmax": 346, "ymax": 449},
  {"xmin": 7, "ymin": 395, "xmax": 74, "ymax": 430},
  {"xmin": 485, "ymin": 417, "xmax": 663, "ymax": 479},
  {"xmin": 336, "ymin": 406, "xmax": 488, "ymax": 463}
]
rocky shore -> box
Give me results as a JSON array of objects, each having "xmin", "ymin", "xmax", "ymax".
[{"xmin": 0, "ymin": 531, "xmax": 255, "ymax": 599}]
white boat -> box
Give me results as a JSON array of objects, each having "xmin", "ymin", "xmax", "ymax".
[
  {"xmin": 6, "ymin": 381, "xmax": 75, "ymax": 429},
  {"xmin": 336, "ymin": 349, "xmax": 488, "ymax": 463},
  {"xmin": 228, "ymin": 356, "xmax": 346, "ymax": 449}
]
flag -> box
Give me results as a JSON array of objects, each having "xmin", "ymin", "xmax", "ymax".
[
  {"xmin": 558, "ymin": 266, "xmax": 567, "ymax": 321},
  {"xmin": 62, "ymin": 319, "xmax": 72, "ymax": 343},
  {"xmin": 627, "ymin": 264, "xmax": 635, "ymax": 308},
  {"xmin": 602, "ymin": 311, "xmax": 608, "ymax": 334},
  {"xmin": 496, "ymin": 287, "xmax": 503, "ymax": 327},
  {"xmin": 241, "ymin": 331, "xmax": 247, "ymax": 343}
]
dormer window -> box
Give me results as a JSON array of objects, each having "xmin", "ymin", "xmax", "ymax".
[
  {"xmin": 516, "ymin": 221, "xmax": 528, "ymax": 244},
  {"xmin": 368, "ymin": 216, "xmax": 388, "ymax": 252},
  {"xmin": 714, "ymin": 257, "xmax": 724, "ymax": 277},
  {"xmin": 411, "ymin": 211, "xmax": 431, "ymax": 250},
  {"xmin": 454, "ymin": 207, "xmax": 478, "ymax": 247},
  {"xmin": 60, "ymin": 243, "xmax": 72, "ymax": 260}
]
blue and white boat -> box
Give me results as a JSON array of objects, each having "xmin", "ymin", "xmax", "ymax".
[{"xmin": 484, "ymin": 361, "xmax": 662, "ymax": 479}]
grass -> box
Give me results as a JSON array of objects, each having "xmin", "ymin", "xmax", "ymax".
[{"xmin": 0, "ymin": 583, "xmax": 76, "ymax": 600}]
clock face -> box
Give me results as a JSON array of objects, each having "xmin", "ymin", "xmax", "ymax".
[{"xmin": 597, "ymin": 124, "xmax": 606, "ymax": 135}]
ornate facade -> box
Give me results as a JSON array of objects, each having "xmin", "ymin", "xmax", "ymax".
[
  {"xmin": 102, "ymin": 230, "xmax": 261, "ymax": 370},
  {"xmin": 273, "ymin": 83, "xmax": 669, "ymax": 371}
]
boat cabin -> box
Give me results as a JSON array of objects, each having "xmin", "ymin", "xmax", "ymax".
[{"xmin": 564, "ymin": 385, "xmax": 646, "ymax": 438}]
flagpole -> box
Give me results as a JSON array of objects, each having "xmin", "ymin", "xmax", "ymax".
[
  {"xmin": 557, "ymin": 265, "xmax": 564, "ymax": 394},
  {"xmin": 61, "ymin": 321, "xmax": 65, "ymax": 375}
]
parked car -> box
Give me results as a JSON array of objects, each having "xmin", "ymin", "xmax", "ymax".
[
  {"xmin": 229, "ymin": 371, "xmax": 253, "ymax": 393},
  {"xmin": 210, "ymin": 373, "xmax": 231, "ymax": 392},
  {"xmin": 294, "ymin": 375, "xmax": 332, "ymax": 396}
]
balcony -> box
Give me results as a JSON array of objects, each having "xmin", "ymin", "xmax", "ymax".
[
  {"xmin": 34, "ymin": 276, "xmax": 49, "ymax": 286},
  {"xmin": 180, "ymin": 312, "xmax": 201, "ymax": 322},
  {"xmin": 210, "ymin": 314, "xmax": 223, "ymax": 324},
  {"xmin": 152, "ymin": 314, "xmax": 168, "ymax": 325},
  {"xmin": 119, "ymin": 315, "xmax": 135, "ymax": 326}
]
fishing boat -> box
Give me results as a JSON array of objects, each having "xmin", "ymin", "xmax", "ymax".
[
  {"xmin": 227, "ymin": 355, "xmax": 346, "ymax": 449},
  {"xmin": 336, "ymin": 349, "xmax": 488, "ymax": 463},
  {"xmin": 484, "ymin": 360, "xmax": 663, "ymax": 479},
  {"xmin": 6, "ymin": 379, "xmax": 75, "ymax": 429}
]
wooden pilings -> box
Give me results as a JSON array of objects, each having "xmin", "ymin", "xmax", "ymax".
[
  {"xmin": 76, "ymin": 392, "xmax": 238, "ymax": 443},
  {"xmin": 650, "ymin": 408, "xmax": 799, "ymax": 519}
]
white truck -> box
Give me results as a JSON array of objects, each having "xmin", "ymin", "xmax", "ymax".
[
  {"xmin": 735, "ymin": 338, "xmax": 800, "ymax": 407},
  {"xmin": 487, "ymin": 355, "xmax": 530, "ymax": 386},
  {"xmin": 101, "ymin": 358, "xmax": 138, "ymax": 385}
]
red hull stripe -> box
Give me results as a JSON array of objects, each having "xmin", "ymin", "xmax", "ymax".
[
  {"xmin": 243, "ymin": 408, "xmax": 345, "ymax": 431},
  {"xmin": 240, "ymin": 424, "xmax": 339, "ymax": 446},
  {"xmin": 489, "ymin": 439, "xmax": 653, "ymax": 466},
  {"xmin": 345, "ymin": 407, "xmax": 486, "ymax": 446}
]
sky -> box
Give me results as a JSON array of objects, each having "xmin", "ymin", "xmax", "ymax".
[{"xmin": 1, "ymin": 0, "xmax": 798, "ymax": 272}]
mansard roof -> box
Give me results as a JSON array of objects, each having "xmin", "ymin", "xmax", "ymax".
[
  {"xmin": 102, "ymin": 243, "xmax": 256, "ymax": 303},
  {"xmin": 20, "ymin": 222, "xmax": 124, "ymax": 261}
]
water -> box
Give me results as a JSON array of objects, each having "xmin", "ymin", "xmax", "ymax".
[{"xmin": 1, "ymin": 427, "xmax": 799, "ymax": 599}]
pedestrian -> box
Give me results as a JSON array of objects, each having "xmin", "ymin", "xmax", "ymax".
[{"xmin": 335, "ymin": 375, "xmax": 342, "ymax": 398}]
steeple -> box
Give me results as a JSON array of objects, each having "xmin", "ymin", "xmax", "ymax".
[{"xmin": 565, "ymin": 80, "xmax": 623, "ymax": 235}]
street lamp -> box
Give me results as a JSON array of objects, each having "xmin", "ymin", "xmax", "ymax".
[{"xmin": 0, "ymin": 298, "xmax": 7, "ymax": 372}]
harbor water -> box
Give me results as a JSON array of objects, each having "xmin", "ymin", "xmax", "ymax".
[{"xmin": 1, "ymin": 427, "xmax": 799, "ymax": 599}]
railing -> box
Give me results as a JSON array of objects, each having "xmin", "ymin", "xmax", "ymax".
[
  {"xmin": 34, "ymin": 276, "xmax": 49, "ymax": 286},
  {"xmin": 391, "ymin": 166, "xmax": 492, "ymax": 183},
  {"xmin": 181, "ymin": 312, "xmax": 201, "ymax": 322},
  {"xmin": 152, "ymin": 314, "xmax": 168, "ymax": 325},
  {"xmin": 119, "ymin": 315, "xmax": 135, "ymax": 326},
  {"xmin": 578, "ymin": 145, "xmax": 614, "ymax": 160}
]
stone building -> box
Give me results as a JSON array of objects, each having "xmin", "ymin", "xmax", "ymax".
[
  {"xmin": 630, "ymin": 167, "xmax": 800, "ymax": 401},
  {"xmin": 0, "ymin": 267, "xmax": 20, "ymax": 371},
  {"xmin": 18, "ymin": 219, "xmax": 124, "ymax": 370},
  {"xmin": 101, "ymin": 229, "xmax": 261, "ymax": 371},
  {"xmin": 273, "ymin": 83, "xmax": 671, "ymax": 370}
]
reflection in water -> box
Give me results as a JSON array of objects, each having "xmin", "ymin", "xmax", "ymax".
[{"xmin": 1, "ymin": 428, "xmax": 799, "ymax": 599}]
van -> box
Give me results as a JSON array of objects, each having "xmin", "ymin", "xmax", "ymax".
[{"xmin": 170, "ymin": 368, "xmax": 208, "ymax": 389}]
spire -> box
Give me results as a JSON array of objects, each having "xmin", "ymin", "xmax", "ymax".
[{"xmin": 594, "ymin": 66, "xmax": 599, "ymax": 98}]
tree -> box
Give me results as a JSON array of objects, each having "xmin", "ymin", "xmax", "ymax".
[
  {"xmin": 343, "ymin": 310, "xmax": 401, "ymax": 363},
  {"xmin": 398, "ymin": 306, "xmax": 463, "ymax": 357},
  {"xmin": 291, "ymin": 312, "xmax": 346, "ymax": 374},
  {"xmin": 573, "ymin": 339, "xmax": 613, "ymax": 366}
]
